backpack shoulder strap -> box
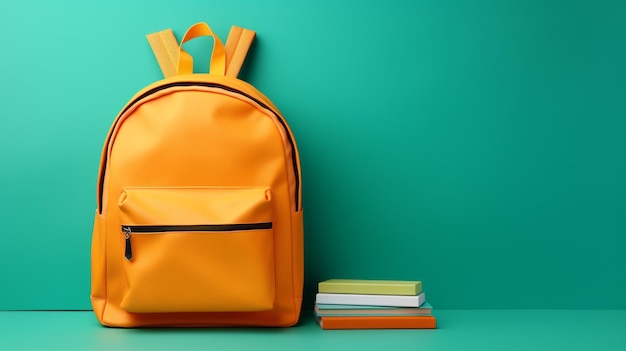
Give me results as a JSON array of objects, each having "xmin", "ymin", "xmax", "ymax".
[
  {"xmin": 224, "ymin": 26, "xmax": 256, "ymax": 77},
  {"xmin": 147, "ymin": 25, "xmax": 256, "ymax": 78},
  {"xmin": 146, "ymin": 29, "xmax": 180, "ymax": 78}
]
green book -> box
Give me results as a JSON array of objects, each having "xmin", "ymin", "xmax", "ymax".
[
  {"xmin": 315, "ymin": 302, "xmax": 432, "ymax": 317},
  {"xmin": 318, "ymin": 279, "xmax": 422, "ymax": 296}
]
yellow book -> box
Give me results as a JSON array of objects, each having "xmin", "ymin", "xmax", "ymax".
[{"xmin": 318, "ymin": 279, "xmax": 422, "ymax": 296}]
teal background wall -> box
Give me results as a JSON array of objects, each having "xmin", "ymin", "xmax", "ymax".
[{"xmin": 0, "ymin": 1, "xmax": 624, "ymax": 310}]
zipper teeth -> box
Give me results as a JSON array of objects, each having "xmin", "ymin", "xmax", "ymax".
[
  {"xmin": 99, "ymin": 82, "xmax": 300, "ymax": 213},
  {"xmin": 122, "ymin": 222, "xmax": 272, "ymax": 233}
]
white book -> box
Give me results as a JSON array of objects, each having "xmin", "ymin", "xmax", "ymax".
[{"xmin": 315, "ymin": 292, "xmax": 426, "ymax": 307}]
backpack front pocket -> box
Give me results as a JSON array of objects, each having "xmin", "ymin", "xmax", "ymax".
[{"xmin": 118, "ymin": 187, "xmax": 275, "ymax": 313}]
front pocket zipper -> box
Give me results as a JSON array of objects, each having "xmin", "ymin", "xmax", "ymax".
[
  {"xmin": 121, "ymin": 223, "xmax": 273, "ymax": 260},
  {"xmin": 118, "ymin": 186, "xmax": 276, "ymax": 313}
]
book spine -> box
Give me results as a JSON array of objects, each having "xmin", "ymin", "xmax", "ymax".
[
  {"xmin": 315, "ymin": 311, "xmax": 433, "ymax": 317},
  {"xmin": 315, "ymin": 302, "xmax": 433, "ymax": 310},
  {"xmin": 316, "ymin": 292, "xmax": 426, "ymax": 307},
  {"xmin": 318, "ymin": 281, "xmax": 422, "ymax": 296},
  {"xmin": 318, "ymin": 316, "xmax": 437, "ymax": 330}
]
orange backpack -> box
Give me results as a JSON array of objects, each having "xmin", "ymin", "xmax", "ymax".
[{"xmin": 90, "ymin": 22, "xmax": 303, "ymax": 327}]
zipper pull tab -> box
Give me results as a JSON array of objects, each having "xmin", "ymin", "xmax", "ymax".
[{"xmin": 123, "ymin": 227, "xmax": 133, "ymax": 260}]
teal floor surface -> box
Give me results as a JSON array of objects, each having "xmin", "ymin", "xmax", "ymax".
[{"xmin": 1, "ymin": 310, "xmax": 625, "ymax": 351}]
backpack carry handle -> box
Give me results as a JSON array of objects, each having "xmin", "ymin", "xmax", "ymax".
[
  {"xmin": 148, "ymin": 25, "xmax": 255, "ymax": 78},
  {"xmin": 178, "ymin": 22, "xmax": 226, "ymax": 76}
]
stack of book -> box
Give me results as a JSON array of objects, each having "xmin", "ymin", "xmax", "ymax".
[{"xmin": 314, "ymin": 279, "xmax": 436, "ymax": 330}]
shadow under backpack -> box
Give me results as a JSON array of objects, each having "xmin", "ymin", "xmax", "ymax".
[{"xmin": 90, "ymin": 22, "xmax": 304, "ymax": 327}]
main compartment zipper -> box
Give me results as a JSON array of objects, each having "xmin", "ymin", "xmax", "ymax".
[
  {"xmin": 99, "ymin": 82, "xmax": 300, "ymax": 214},
  {"xmin": 122, "ymin": 222, "xmax": 273, "ymax": 260}
]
